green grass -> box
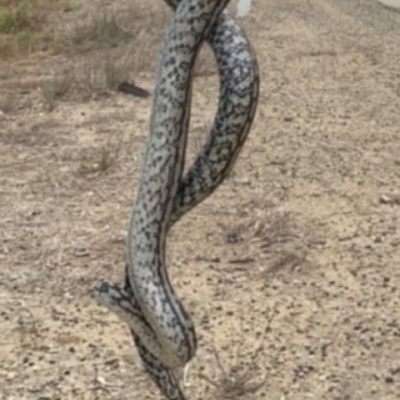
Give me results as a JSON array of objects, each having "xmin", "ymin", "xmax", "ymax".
[
  {"xmin": 0, "ymin": 0, "xmax": 64, "ymax": 57},
  {"xmin": 0, "ymin": 1, "xmax": 40, "ymax": 34}
]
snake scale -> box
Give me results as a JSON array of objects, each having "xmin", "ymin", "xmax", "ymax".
[{"xmin": 95, "ymin": 0, "xmax": 259, "ymax": 398}]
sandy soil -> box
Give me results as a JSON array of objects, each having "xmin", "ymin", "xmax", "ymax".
[{"xmin": 1, "ymin": 0, "xmax": 400, "ymax": 399}]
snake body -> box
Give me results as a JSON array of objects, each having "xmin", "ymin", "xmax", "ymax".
[
  {"xmin": 126, "ymin": 0, "xmax": 235, "ymax": 369},
  {"xmin": 95, "ymin": 0, "xmax": 259, "ymax": 398},
  {"xmin": 164, "ymin": 0, "xmax": 259, "ymax": 227}
]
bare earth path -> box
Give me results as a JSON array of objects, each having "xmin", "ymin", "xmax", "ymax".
[{"xmin": 1, "ymin": 1, "xmax": 400, "ymax": 399}]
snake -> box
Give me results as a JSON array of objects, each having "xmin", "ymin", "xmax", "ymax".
[{"xmin": 94, "ymin": 0, "xmax": 259, "ymax": 398}]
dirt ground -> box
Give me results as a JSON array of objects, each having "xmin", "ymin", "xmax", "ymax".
[{"xmin": 1, "ymin": 0, "xmax": 400, "ymax": 399}]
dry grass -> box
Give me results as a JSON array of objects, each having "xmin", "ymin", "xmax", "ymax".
[
  {"xmin": 70, "ymin": 10, "xmax": 131, "ymax": 50},
  {"xmin": 197, "ymin": 307, "xmax": 277, "ymax": 399},
  {"xmin": 40, "ymin": 69, "xmax": 73, "ymax": 109},
  {"xmin": 219, "ymin": 194, "xmax": 315, "ymax": 281},
  {"xmin": 39, "ymin": 52, "xmax": 142, "ymax": 108},
  {"xmin": 78, "ymin": 139, "xmax": 122, "ymax": 175},
  {"xmin": 63, "ymin": 5, "xmax": 169, "ymax": 69},
  {"xmin": 72, "ymin": 53, "xmax": 133, "ymax": 96},
  {"xmin": 1, "ymin": 0, "xmax": 219, "ymax": 110},
  {"xmin": 0, "ymin": 0, "xmax": 67, "ymax": 58},
  {"xmin": 2, "ymin": 1, "xmax": 170, "ymax": 108},
  {"xmin": 34, "ymin": 3, "xmax": 171, "ymax": 106},
  {"xmin": 199, "ymin": 345, "xmax": 266, "ymax": 399}
]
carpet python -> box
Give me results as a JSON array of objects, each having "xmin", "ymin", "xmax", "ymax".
[{"xmin": 95, "ymin": 0, "xmax": 259, "ymax": 398}]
